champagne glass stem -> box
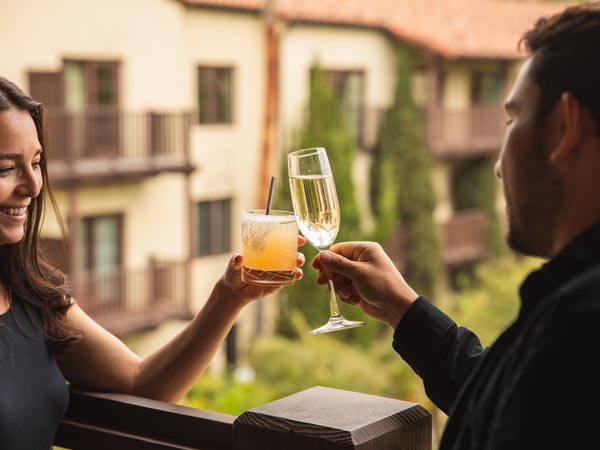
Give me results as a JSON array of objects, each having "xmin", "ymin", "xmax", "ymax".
[
  {"xmin": 327, "ymin": 279, "xmax": 342, "ymax": 318},
  {"xmin": 320, "ymin": 248, "xmax": 341, "ymax": 319}
]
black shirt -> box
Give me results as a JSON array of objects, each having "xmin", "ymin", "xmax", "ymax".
[
  {"xmin": 0, "ymin": 299, "xmax": 69, "ymax": 449},
  {"xmin": 393, "ymin": 223, "xmax": 600, "ymax": 449}
]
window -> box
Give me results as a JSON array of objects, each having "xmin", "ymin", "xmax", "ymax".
[
  {"xmin": 470, "ymin": 71, "xmax": 504, "ymax": 105},
  {"xmin": 79, "ymin": 214, "xmax": 123, "ymax": 306},
  {"xmin": 29, "ymin": 59, "xmax": 120, "ymax": 158},
  {"xmin": 198, "ymin": 66, "xmax": 233, "ymax": 124},
  {"xmin": 81, "ymin": 215, "xmax": 122, "ymax": 273},
  {"xmin": 196, "ymin": 199, "xmax": 232, "ymax": 256},
  {"xmin": 323, "ymin": 70, "xmax": 365, "ymax": 147}
]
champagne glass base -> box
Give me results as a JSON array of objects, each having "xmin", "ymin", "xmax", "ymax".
[{"xmin": 308, "ymin": 315, "xmax": 366, "ymax": 335}]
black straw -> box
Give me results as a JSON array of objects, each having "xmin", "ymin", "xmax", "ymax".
[{"xmin": 266, "ymin": 176, "xmax": 276, "ymax": 215}]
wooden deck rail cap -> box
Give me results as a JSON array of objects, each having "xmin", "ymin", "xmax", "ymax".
[
  {"xmin": 233, "ymin": 386, "xmax": 432, "ymax": 450},
  {"xmin": 55, "ymin": 387, "xmax": 235, "ymax": 449}
]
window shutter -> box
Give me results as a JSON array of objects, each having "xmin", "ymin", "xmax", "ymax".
[{"xmin": 28, "ymin": 71, "xmax": 64, "ymax": 107}]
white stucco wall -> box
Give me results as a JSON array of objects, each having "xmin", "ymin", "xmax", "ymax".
[
  {"xmin": 184, "ymin": 9, "xmax": 266, "ymax": 318},
  {"xmin": 0, "ymin": 0, "xmax": 189, "ymax": 108}
]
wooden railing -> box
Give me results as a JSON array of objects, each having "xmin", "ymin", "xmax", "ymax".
[
  {"xmin": 441, "ymin": 209, "xmax": 489, "ymax": 266},
  {"xmin": 45, "ymin": 107, "xmax": 194, "ymax": 184},
  {"xmin": 386, "ymin": 209, "xmax": 489, "ymax": 270},
  {"xmin": 54, "ymin": 386, "xmax": 432, "ymax": 450},
  {"xmin": 75, "ymin": 259, "xmax": 192, "ymax": 337},
  {"xmin": 426, "ymin": 105, "xmax": 504, "ymax": 158},
  {"xmin": 362, "ymin": 105, "xmax": 504, "ymax": 157}
]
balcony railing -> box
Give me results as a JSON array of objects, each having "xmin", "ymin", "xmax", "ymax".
[
  {"xmin": 45, "ymin": 107, "xmax": 195, "ymax": 185},
  {"xmin": 426, "ymin": 104, "xmax": 504, "ymax": 158},
  {"xmin": 75, "ymin": 259, "xmax": 192, "ymax": 337},
  {"xmin": 441, "ymin": 209, "xmax": 489, "ymax": 266},
  {"xmin": 386, "ymin": 209, "xmax": 489, "ymax": 269},
  {"xmin": 362, "ymin": 105, "xmax": 504, "ymax": 157},
  {"xmin": 54, "ymin": 386, "xmax": 432, "ymax": 449}
]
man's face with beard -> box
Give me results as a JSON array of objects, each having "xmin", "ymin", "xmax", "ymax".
[{"xmin": 495, "ymin": 58, "xmax": 565, "ymax": 258}]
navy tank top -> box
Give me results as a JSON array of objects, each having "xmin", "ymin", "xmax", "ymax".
[{"xmin": 0, "ymin": 299, "xmax": 69, "ymax": 449}]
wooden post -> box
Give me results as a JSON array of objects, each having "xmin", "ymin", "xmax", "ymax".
[{"xmin": 232, "ymin": 386, "xmax": 432, "ymax": 450}]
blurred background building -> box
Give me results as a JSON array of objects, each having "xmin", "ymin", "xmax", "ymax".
[{"xmin": 0, "ymin": 0, "xmax": 563, "ymax": 372}]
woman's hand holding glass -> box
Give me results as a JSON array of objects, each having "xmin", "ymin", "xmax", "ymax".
[{"xmin": 222, "ymin": 235, "xmax": 306, "ymax": 306}]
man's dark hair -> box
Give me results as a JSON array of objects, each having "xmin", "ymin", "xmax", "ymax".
[{"xmin": 520, "ymin": 3, "xmax": 600, "ymax": 130}]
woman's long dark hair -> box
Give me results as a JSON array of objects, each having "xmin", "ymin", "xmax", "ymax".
[{"xmin": 0, "ymin": 76, "xmax": 80, "ymax": 353}]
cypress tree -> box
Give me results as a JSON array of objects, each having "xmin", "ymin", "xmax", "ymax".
[{"xmin": 371, "ymin": 49, "xmax": 441, "ymax": 299}]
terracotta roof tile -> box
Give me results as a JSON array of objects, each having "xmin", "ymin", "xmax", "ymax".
[{"xmin": 182, "ymin": 0, "xmax": 568, "ymax": 59}]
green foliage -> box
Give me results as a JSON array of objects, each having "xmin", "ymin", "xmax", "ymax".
[
  {"xmin": 371, "ymin": 161, "xmax": 398, "ymax": 245},
  {"xmin": 182, "ymin": 372, "xmax": 276, "ymax": 415},
  {"xmin": 371, "ymin": 49, "xmax": 441, "ymax": 298},
  {"xmin": 451, "ymin": 254, "xmax": 542, "ymax": 345},
  {"xmin": 183, "ymin": 313, "xmax": 430, "ymax": 416},
  {"xmin": 452, "ymin": 157, "xmax": 505, "ymax": 258},
  {"xmin": 251, "ymin": 319, "xmax": 423, "ymax": 402}
]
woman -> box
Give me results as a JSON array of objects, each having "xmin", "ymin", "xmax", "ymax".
[{"xmin": 0, "ymin": 76, "xmax": 305, "ymax": 449}]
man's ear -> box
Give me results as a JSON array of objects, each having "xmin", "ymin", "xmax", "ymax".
[{"xmin": 549, "ymin": 92, "xmax": 583, "ymax": 164}]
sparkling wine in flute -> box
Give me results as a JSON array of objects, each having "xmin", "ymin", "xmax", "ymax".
[
  {"xmin": 289, "ymin": 175, "xmax": 340, "ymax": 250},
  {"xmin": 287, "ymin": 147, "xmax": 366, "ymax": 335}
]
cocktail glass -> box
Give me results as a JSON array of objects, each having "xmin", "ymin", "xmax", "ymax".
[{"xmin": 241, "ymin": 210, "xmax": 299, "ymax": 286}]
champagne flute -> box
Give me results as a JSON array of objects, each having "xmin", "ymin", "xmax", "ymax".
[{"xmin": 288, "ymin": 147, "xmax": 366, "ymax": 335}]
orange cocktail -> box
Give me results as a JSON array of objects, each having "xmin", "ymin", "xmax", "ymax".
[{"xmin": 241, "ymin": 210, "xmax": 299, "ymax": 285}]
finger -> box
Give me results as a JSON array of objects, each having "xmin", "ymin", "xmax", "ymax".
[
  {"xmin": 230, "ymin": 253, "xmax": 243, "ymax": 271},
  {"xmin": 298, "ymin": 235, "xmax": 307, "ymax": 246},
  {"xmin": 294, "ymin": 268, "xmax": 303, "ymax": 280},
  {"xmin": 318, "ymin": 250, "xmax": 363, "ymax": 281},
  {"xmin": 328, "ymin": 241, "xmax": 370, "ymax": 260},
  {"xmin": 296, "ymin": 252, "xmax": 306, "ymax": 267},
  {"xmin": 316, "ymin": 271, "xmax": 328, "ymax": 285},
  {"xmin": 316, "ymin": 268, "xmax": 340, "ymax": 285},
  {"xmin": 357, "ymin": 300, "xmax": 382, "ymax": 321},
  {"xmin": 334, "ymin": 281, "xmax": 360, "ymax": 304},
  {"xmin": 333, "ymin": 277, "xmax": 353, "ymax": 300},
  {"xmin": 338, "ymin": 293, "xmax": 360, "ymax": 306}
]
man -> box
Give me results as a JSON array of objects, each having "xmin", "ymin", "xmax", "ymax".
[{"xmin": 313, "ymin": 3, "xmax": 600, "ymax": 449}]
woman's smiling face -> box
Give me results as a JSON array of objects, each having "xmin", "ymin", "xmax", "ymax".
[{"xmin": 0, "ymin": 108, "xmax": 43, "ymax": 245}]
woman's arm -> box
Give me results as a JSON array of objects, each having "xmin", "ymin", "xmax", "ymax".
[{"xmin": 57, "ymin": 246, "xmax": 305, "ymax": 403}]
